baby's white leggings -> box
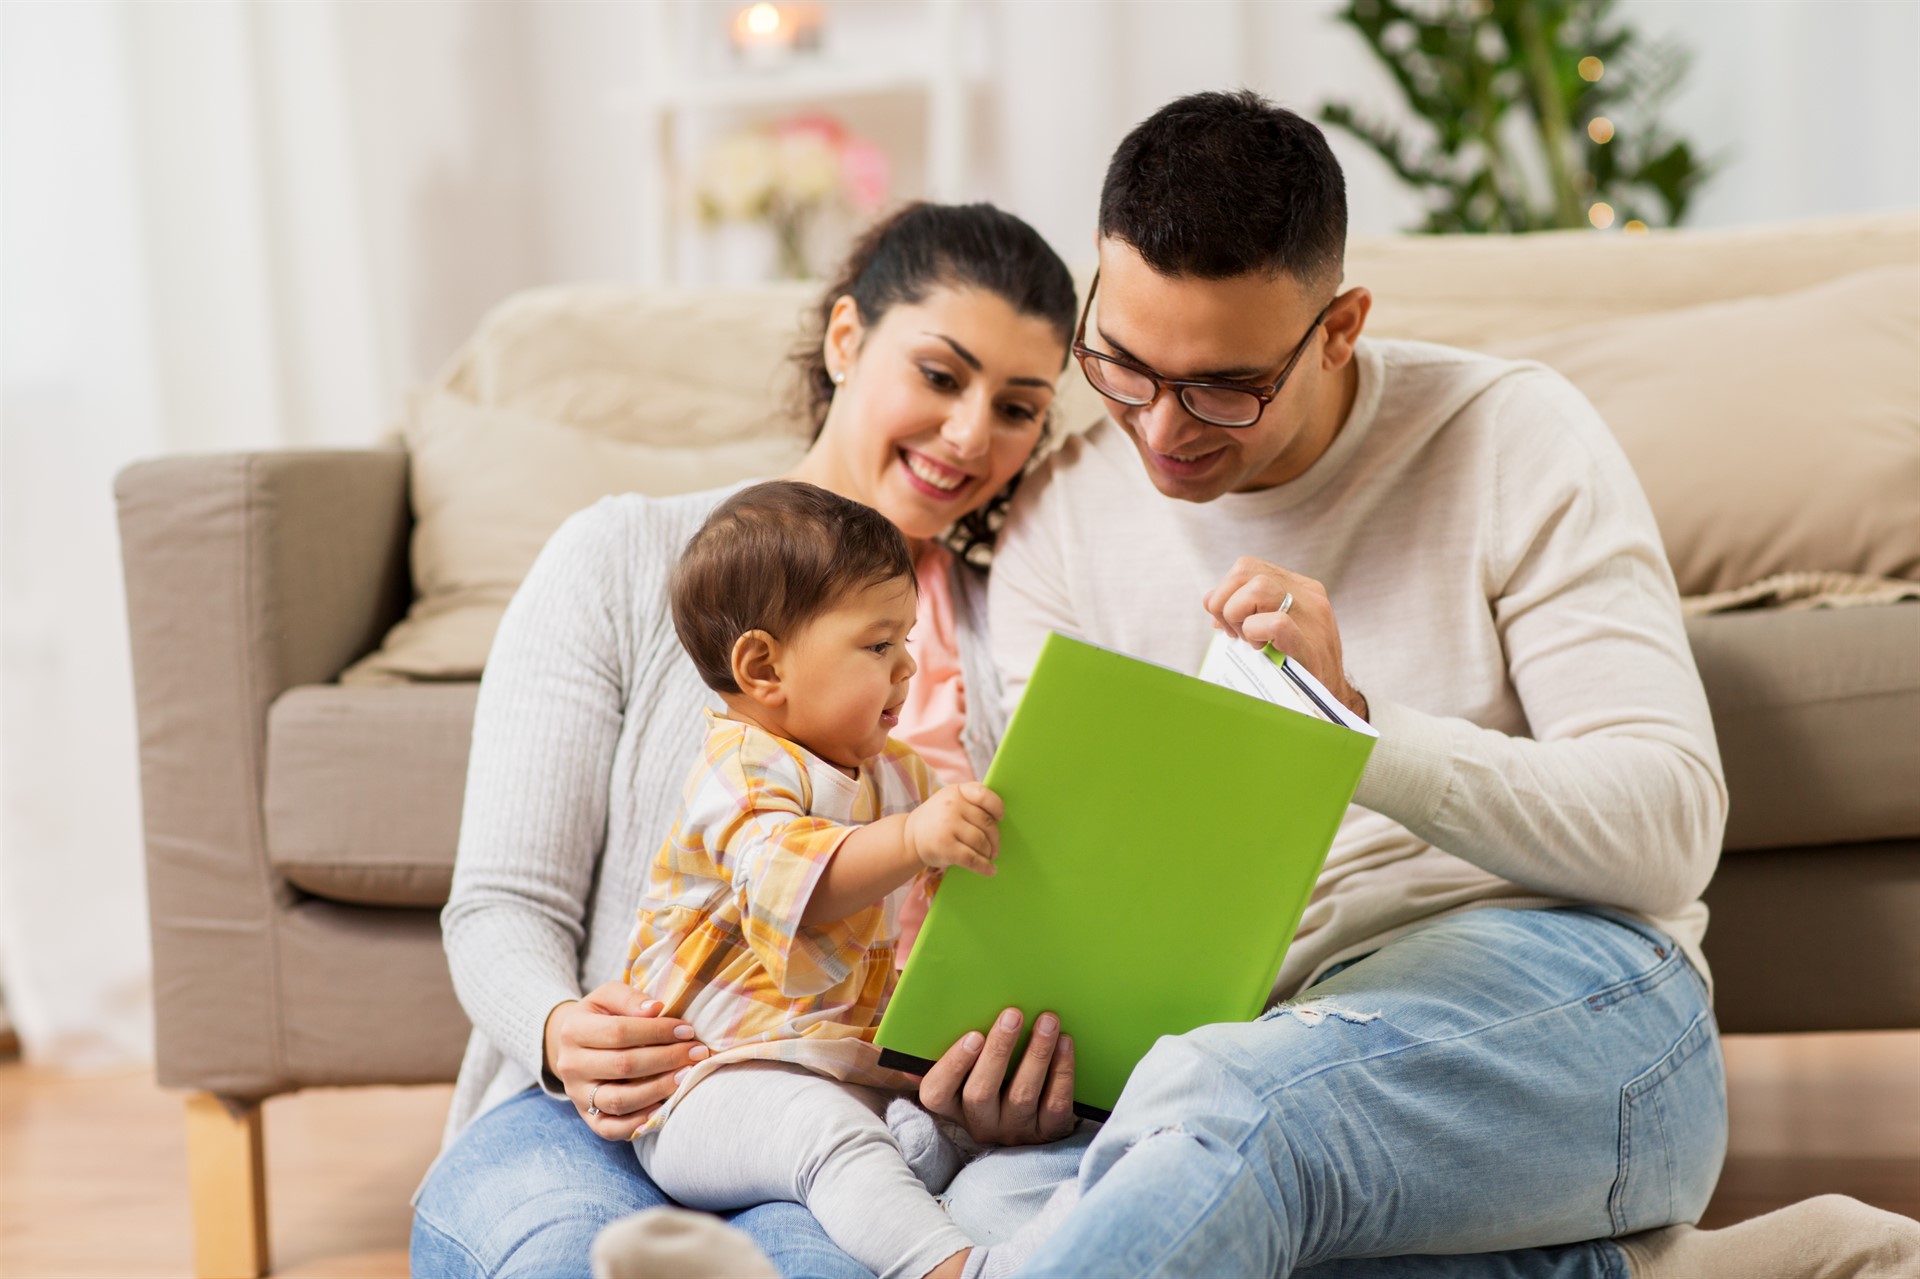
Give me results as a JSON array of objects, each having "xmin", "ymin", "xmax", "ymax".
[{"xmin": 635, "ymin": 1061, "xmax": 974, "ymax": 1279}]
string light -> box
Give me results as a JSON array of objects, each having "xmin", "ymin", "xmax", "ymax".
[
  {"xmin": 1624, "ymin": 220, "xmax": 1649, "ymax": 234},
  {"xmin": 1588, "ymin": 202, "xmax": 1615, "ymax": 230},
  {"xmin": 1587, "ymin": 117, "xmax": 1615, "ymax": 144},
  {"xmin": 1578, "ymin": 56, "xmax": 1604, "ymax": 82}
]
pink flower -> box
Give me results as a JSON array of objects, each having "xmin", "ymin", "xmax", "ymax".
[
  {"xmin": 773, "ymin": 113, "xmax": 846, "ymax": 150},
  {"xmin": 840, "ymin": 136, "xmax": 890, "ymax": 214}
]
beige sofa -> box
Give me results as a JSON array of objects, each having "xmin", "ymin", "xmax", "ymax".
[{"xmin": 117, "ymin": 213, "xmax": 1920, "ymax": 1277}]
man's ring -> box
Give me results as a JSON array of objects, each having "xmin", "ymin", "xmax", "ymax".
[
  {"xmin": 1278, "ymin": 591, "xmax": 1295, "ymax": 616},
  {"xmin": 586, "ymin": 1083, "xmax": 602, "ymax": 1118}
]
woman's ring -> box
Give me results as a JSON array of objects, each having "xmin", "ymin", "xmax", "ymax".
[
  {"xmin": 1278, "ymin": 591, "xmax": 1295, "ymax": 616},
  {"xmin": 586, "ymin": 1083, "xmax": 603, "ymax": 1118}
]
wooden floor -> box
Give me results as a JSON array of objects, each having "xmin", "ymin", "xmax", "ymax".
[{"xmin": 2, "ymin": 1033, "xmax": 1917, "ymax": 1277}]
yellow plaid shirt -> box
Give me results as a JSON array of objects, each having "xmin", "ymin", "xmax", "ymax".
[{"xmin": 623, "ymin": 711, "xmax": 939, "ymax": 1133}]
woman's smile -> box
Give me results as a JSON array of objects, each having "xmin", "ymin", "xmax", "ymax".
[{"xmin": 898, "ymin": 447, "xmax": 976, "ymax": 500}]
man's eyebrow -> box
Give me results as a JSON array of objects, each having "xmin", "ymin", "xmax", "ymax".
[
  {"xmin": 927, "ymin": 332, "xmax": 1054, "ymax": 390},
  {"xmin": 1096, "ymin": 327, "xmax": 1267, "ymax": 382}
]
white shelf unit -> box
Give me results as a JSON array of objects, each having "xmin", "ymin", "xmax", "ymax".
[{"xmin": 629, "ymin": 0, "xmax": 970, "ymax": 287}]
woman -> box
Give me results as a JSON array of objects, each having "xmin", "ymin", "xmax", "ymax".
[{"xmin": 411, "ymin": 203, "xmax": 1085, "ymax": 1278}]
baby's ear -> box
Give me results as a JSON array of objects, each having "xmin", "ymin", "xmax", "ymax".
[{"xmin": 730, "ymin": 631, "xmax": 785, "ymax": 708}]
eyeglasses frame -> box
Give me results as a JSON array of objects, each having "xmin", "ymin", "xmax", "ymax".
[{"xmin": 1070, "ymin": 271, "xmax": 1334, "ymax": 428}]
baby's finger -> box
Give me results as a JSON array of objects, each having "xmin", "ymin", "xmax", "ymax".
[
  {"xmin": 968, "ymin": 785, "xmax": 1006, "ymax": 822},
  {"xmin": 958, "ymin": 801, "xmax": 999, "ymax": 837},
  {"xmin": 950, "ymin": 822, "xmax": 992, "ymax": 860},
  {"xmin": 951, "ymin": 847, "xmax": 997, "ymax": 878}
]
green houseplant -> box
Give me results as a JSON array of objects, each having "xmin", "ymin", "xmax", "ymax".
[{"xmin": 1319, "ymin": 0, "xmax": 1711, "ymax": 233}]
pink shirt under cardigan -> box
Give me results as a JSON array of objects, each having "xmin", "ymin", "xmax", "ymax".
[{"xmin": 890, "ymin": 541, "xmax": 976, "ymax": 961}]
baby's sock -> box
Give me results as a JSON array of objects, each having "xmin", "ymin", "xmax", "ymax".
[
  {"xmin": 1614, "ymin": 1195, "xmax": 1920, "ymax": 1279},
  {"xmin": 886, "ymin": 1097, "xmax": 973, "ymax": 1194},
  {"xmin": 589, "ymin": 1206, "xmax": 777, "ymax": 1279}
]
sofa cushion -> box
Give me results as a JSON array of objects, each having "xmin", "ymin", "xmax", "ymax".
[
  {"xmin": 264, "ymin": 683, "xmax": 477, "ymax": 905},
  {"xmin": 344, "ymin": 390, "xmax": 809, "ymax": 683},
  {"xmin": 1489, "ymin": 265, "xmax": 1920, "ymax": 597},
  {"xmin": 1689, "ymin": 602, "xmax": 1920, "ymax": 852},
  {"xmin": 1349, "ymin": 210, "xmax": 1919, "ymax": 350}
]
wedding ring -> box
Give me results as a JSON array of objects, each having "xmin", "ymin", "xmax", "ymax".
[
  {"xmin": 586, "ymin": 1083, "xmax": 602, "ymax": 1118},
  {"xmin": 1278, "ymin": 591, "xmax": 1295, "ymax": 616}
]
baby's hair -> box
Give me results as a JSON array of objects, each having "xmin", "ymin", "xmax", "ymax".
[{"xmin": 671, "ymin": 480, "xmax": 916, "ymax": 694}]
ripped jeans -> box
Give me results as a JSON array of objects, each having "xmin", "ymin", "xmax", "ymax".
[{"xmin": 968, "ymin": 905, "xmax": 1726, "ymax": 1278}]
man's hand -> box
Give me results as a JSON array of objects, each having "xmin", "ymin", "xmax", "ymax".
[
  {"xmin": 919, "ymin": 1007, "xmax": 1077, "ymax": 1146},
  {"xmin": 1204, "ymin": 556, "xmax": 1369, "ymax": 721},
  {"xmin": 905, "ymin": 782, "xmax": 1003, "ymax": 877}
]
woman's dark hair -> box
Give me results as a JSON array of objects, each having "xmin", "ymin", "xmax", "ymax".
[
  {"xmin": 1099, "ymin": 90, "xmax": 1346, "ymax": 289},
  {"xmin": 671, "ymin": 480, "xmax": 914, "ymax": 695},
  {"xmin": 790, "ymin": 201, "xmax": 1077, "ymax": 568}
]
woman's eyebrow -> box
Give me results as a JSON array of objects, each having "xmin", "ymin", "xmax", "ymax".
[{"xmin": 926, "ymin": 332, "xmax": 1054, "ymax": 389}]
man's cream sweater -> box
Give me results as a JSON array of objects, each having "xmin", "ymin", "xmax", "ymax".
[{"xmin": 988, "ymin": 338, "xmax": 1727, "ymax": 1000}]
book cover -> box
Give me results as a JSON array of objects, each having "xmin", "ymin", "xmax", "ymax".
[{"xmin": 875, "ymin": 631, "xmax": 1377, "ymax": 1116}]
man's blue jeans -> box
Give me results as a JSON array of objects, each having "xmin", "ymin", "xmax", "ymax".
[
  {"xmin": 1008, "ymin": 905, "xmax": 1726, "ymax": 1278},
  {"xmin": 412, "ymin": 905, "xmax": 1724, "ymax": 1277}
]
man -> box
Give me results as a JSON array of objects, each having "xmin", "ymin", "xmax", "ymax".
[
  {"xmin": 977, "ymin": 91, "xmax": 1912, "ymax": 1277},
  {"xmin": 596, "ymin": 91, "xmax": 1918, "ymax": 1279}
]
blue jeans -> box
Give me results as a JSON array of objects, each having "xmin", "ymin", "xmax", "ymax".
[
  {"xmin": 1013, "ymin": 906, "xmax": 1726, "ymax": 1278},
  {"xmin": 409, "ymin": 1085, "xmax": 868, "ymax": 1278},
  {"xmin": 413, "ymin": 906, "xmax": 1724, "ymax": 1278}
]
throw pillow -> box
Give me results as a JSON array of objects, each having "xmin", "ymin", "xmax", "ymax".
[
  {"xmin": 341, "ymin": 391, "xmax": 810, "ymax": 684},
  {"xmin": 1489, "ymin": 264, "xmax": 1920, "ymax": 597}
]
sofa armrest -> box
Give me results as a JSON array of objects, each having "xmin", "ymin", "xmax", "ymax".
[{"xmin": 116, "ymin": 449, "xmax": 411, "ymax": 1096}]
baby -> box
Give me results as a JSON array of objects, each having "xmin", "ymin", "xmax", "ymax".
[{"xmin": 614, "ymin": 480, "xmax": 1007, "ymax": 1279}]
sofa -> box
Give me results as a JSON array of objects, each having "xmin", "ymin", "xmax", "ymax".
[{"xmin": 117, "ymin": 211, "xmax": 1920, "ymax": 1277}]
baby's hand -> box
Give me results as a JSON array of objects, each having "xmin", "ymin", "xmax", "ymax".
[{"xmin": 904, "ymin": 783, "xmax": 1003, "ymax": 878}]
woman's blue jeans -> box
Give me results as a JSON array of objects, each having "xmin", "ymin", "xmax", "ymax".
[
  {"xmin": 411, "ymin": 906, "xmax": 1724, "ymax": 1278},
  {"xmin": 409, "ymin": 1082, "xmax": 871, "ymax": 1278}
]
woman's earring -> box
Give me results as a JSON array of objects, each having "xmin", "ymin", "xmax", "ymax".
[{"xmin": 831, "ymin": 371, "xmax": 846, "ymax": 386}]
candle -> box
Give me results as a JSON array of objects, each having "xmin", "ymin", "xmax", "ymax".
[{"xmin": 730, "ymin": 3, "xmax": 823, "ymax": 68}]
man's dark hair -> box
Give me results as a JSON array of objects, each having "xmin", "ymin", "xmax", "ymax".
[
  {"xmin": 1099, "ymin": 90, "xmax": 1347, "ymax": 287},
  {"xmin": 671, "ymin": 480, "xmax": 915, "ymax": 694}
]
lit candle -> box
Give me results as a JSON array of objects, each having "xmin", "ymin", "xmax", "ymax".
[{"xmin": 730, "ymin": 3, "xmax": 822, "ymax": 67}]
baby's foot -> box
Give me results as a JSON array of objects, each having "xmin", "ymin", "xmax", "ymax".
[
  {"xmin": 886, "ymin": 1096, "xmax": 971, "ymax": 1194},
  {"xmin": 590, "ymin": 1206, "xmax": 778, "ymax": 1279}
]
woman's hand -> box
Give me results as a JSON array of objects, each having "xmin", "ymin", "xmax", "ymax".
[
  {"xmin": 544, "ymin": 980, "xmax": 711, "ymax": 1141},
  {"xmin": 918, "ymin": 1007, "xmax": 1077, "ymax": 1146}
]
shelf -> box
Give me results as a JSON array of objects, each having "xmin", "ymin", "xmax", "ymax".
[{"xmin": 630, "ymin": 61, "xmax": 944, "ymax": 114}]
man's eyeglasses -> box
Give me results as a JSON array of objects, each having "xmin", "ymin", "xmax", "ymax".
[{"xmin": 1071, "ymin": 272, "xmax": 1332, "ymax": 428}]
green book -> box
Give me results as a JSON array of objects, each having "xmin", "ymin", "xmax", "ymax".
[{"xmin": 876, "ymin": 630, "xmax": 1378, "ymax": 1117}]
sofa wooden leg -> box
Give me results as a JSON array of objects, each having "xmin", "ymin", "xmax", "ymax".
[{"xmin": 184, "ymin": 1092, "xmax": 269, "ymax": 1278}]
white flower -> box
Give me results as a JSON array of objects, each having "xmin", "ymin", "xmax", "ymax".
[
  {"xmin": 698, "ymin": 131, "xmax": 777, "ymax": 223},
  {"xmin": 774, "ymin": 127, "xmax": 839, "ymax": 203}
]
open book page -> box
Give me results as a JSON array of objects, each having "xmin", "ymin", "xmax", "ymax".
[{"xmin": 1198, "ymin": 632, "xmax": 1381, "ymax": 738}]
